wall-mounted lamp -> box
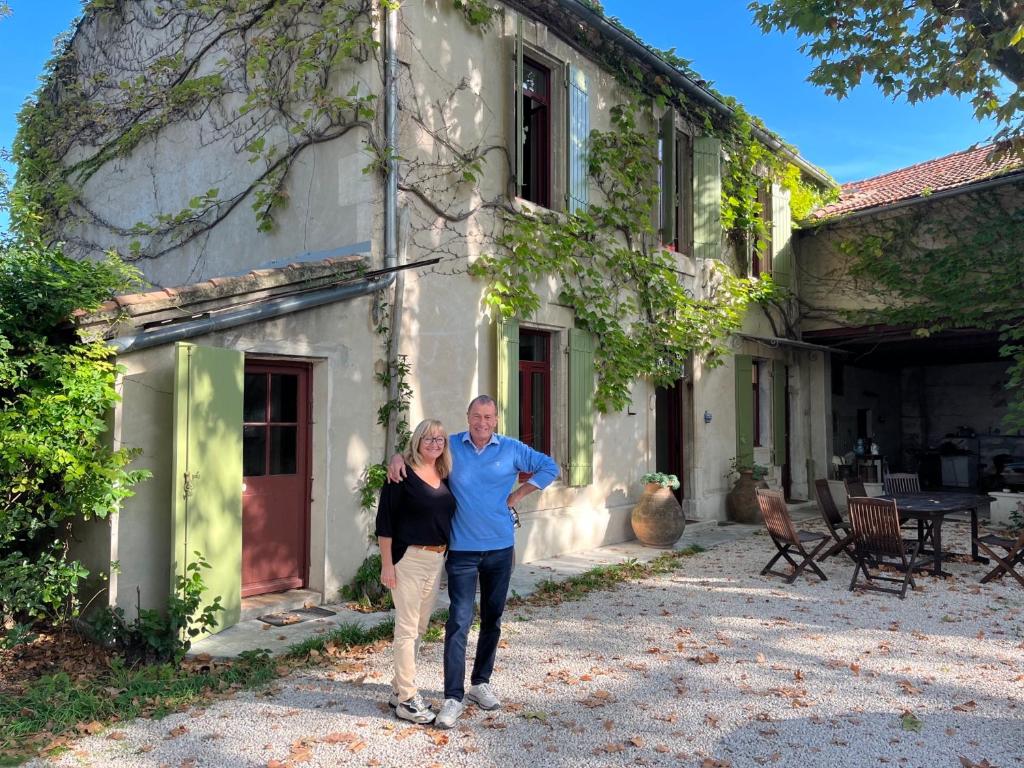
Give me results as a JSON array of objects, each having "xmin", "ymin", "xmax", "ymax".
[{"xmin": 703, "ymin": 410, "xmax": 713, "ymax": 424}]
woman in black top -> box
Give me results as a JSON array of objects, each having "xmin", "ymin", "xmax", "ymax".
[{"xmin": 376, "ymin": 418, "xmax": 455, "ymax": 724}]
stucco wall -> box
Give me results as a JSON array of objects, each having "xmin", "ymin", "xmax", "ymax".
[{"xmin": 99, "ymin": 295, "xmax": 379, "ymax": 617}]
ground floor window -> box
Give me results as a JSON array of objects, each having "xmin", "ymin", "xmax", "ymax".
[{"xmin": 519, "ymin": 329, "xmax": 551, "ymax": 454}]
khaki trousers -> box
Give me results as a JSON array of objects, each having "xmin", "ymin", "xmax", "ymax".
[{"xmin": 390, "ymin": 546, "xmax": 444, "ymax": 701}]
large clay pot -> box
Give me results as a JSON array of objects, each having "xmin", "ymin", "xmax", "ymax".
[
  {"xmin": 726, "ymin": 470, "xmax": 769, "ymax": 523},
  {"xmin": 631, "ymin": 483, "xmax": 686, "ymax": 547}
]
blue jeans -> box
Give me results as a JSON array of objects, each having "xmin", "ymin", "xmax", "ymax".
[{"xmin": 443, "ymin": 546, "xmax": 514, "ymax": 701}]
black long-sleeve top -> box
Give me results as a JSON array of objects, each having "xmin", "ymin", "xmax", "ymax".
[{"xmin": 375, "ymin": 463, "xmax": 456, "ymax": 565}]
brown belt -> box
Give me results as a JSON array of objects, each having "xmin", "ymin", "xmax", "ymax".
[{"xmin": 409, "ymin": 544, "xmax": 447, "ymax": 553}]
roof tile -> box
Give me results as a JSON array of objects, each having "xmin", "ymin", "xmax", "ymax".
[{"xmin": 813, "ymin": 143, "xmax": 1022, "ymax": 219}]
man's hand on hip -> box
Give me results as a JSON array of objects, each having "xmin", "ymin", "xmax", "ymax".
[{"xmin": 386, "ymin": 453, "xmax": 407, "ymax": 483}]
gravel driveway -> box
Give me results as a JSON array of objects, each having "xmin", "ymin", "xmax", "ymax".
[{"xmin": 30, "ymin": 521, "xmax": 1024, "ymax": 768}]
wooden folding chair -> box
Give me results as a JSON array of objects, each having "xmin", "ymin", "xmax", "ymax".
[
  {"xmin": 847, "ymin": 497, "xmax": 922, "ymax": 599},
  {"xmin": 813, "ymin": 479, "xmax": 856, "ymax": 562},
  {"xmin": 845, "ymin": 478, "xmax": 867, "ymax": 499},
  {"xmin": 973, "ymin": 528, "xmax": 1024, "ymax": 588},
  {"xmin": 884, "ymin": 473, "xmax": 920, "ymax": 494},
  {"xmin": 756, "ymin": 488, "xmax": 829, "ymax": 583}
]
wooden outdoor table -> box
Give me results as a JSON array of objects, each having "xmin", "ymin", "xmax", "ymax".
[{"xmin": 880, "ymin": 491, "xmax": 994, "ymax": 577}]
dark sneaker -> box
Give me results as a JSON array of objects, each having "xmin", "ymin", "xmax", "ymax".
[
  {"xmin": 395, "ymin": 694, "xmax": 435, "ymax": 724},
  {"xmin": 466, "ymin": 682, "xmax": 501, "ymax": 710},
  {"xmin": 435, "ymin": 698, "xmax": 465, "ymax": 729}
]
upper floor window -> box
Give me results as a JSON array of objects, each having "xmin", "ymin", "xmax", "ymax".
[
  {"xmin": 659, "ymin": 123, "xmax": 693, "ymax": 254},
  {"xmin": 521, "ymin": 58, "xmax": 551, "ymax": 208}
]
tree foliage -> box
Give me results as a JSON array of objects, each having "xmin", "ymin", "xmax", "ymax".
[
  {"xmin": 0, "ymin": 229, "xmax": 149, "ymax": 630},
  {"xmin": 751, "ymin": 0, "xmax": 1024, "ymax": 150},
  {"xmin": 838, "ymin": 186, "xmax": 1024, "ymax": 428}
]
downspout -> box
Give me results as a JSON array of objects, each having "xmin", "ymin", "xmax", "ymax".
[{"xmin": 383, "ymin": 0, "xmax": 403, "ymax": 458}]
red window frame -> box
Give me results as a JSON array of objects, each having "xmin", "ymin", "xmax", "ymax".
[
  {"xmin": 519, "ymin": 329, "xmax": 551, "ymax": 457},
  {"xmin": 522, "ymin": 58, "xmax": 551, "ymax": 208}
]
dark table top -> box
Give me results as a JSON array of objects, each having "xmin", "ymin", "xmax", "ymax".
[{"xmin": 880, "ymin": 491, "xmax": 995, "ymax": 514}]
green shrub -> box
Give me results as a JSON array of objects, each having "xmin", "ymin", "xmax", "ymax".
[
  {"xmin": 339, "ymin": 553, "xmax": 393, "ymax": 611},
  {"xmin": 0, "ymin": 235, "xmax": 148, "ymax": 636},
  {"xmin": 89, "ymin": 553, "xmax": 223, "ymax": 664}
]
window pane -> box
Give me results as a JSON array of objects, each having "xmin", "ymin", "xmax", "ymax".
[
  {"xmin": 243, "ymin": 373, "xmax": 267, "ymax": 423},
  {"xmin": 523, "ymin": 62, "xmax": 547, "ymax": 97},
  {"xmin": 270, "ymin": 426, "xmax": 297, "ymax": 475},
  {"xmin": 243, "ymin": 426, "xmax": 266, "ymax": 476},
  {"xmin": 270, "ymin": 373, "xmax": 298, "ymax": 422},
  {"xmin": 531, "ymin": 372, "xmax": 545, "ymax": 450},
  {"xmin": 520, "ymin": 332, "xmax": 548, "ymax": 362}
]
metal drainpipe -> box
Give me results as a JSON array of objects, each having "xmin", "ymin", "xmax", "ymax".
[{"xmin": 383, "ymin": 1, "xmax": 403, "ymax": 458}]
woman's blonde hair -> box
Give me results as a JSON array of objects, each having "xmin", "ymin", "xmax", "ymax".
[{"xmin": 404, "ymin": 418, "xmax": 452, "ymax": 478}]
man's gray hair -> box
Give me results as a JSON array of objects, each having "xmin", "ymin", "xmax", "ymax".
[{"xmin": 467, "ymin": 394, "xmax": 496, "ymax": 413}]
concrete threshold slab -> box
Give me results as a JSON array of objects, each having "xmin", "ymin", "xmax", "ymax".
[{"xmin": 189, "ymin": 523, "xmax": 764, "ymax": 660}]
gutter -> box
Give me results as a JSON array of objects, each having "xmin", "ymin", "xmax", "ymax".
[
  {"xmin": 803, "ymin": 170, "xmax": 1024, "ymax": 228},
  {"xmin": 109, "ymin": 275, "xmax": 388, "ymax": 355},
  {"xmin": 737, "ymin": 333, "xmax": 847, "ymax": 355},
  {"xmin": 554, "ymin": 0, "xmax": 833, "ymax": 188}
]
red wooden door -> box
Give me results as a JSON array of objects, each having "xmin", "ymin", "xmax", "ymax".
[{"xmin": 241, "ymin": 362, "xmax": 311, "ymax": 597}]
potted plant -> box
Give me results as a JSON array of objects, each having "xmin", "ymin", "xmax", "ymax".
[
  {"xmin": 725, "ymin": 458, "xmax": 770, "ymax": 523},
  {"xmin": 631, "ymin": 472, "xmax": 686, "ymax": 547}
]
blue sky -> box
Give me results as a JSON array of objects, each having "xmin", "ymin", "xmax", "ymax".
[{"xmin": 0, "ymin": 0, "xmax": 999, "ymax": 216}]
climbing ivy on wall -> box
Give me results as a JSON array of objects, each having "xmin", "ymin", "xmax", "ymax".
[
  {"xmin": 834, "ymin": 186, "xmax": 1024, "ymax": 429},
  {"xmin": 471, "ymin": 102, "xmax": 776, "ymax": 413}
]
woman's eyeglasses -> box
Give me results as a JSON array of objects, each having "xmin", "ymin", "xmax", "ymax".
[{"xmin": 421, "ymin": 436, "xmax": 446, "ymax": 446}]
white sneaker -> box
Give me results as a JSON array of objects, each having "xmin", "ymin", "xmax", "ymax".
[
  {"xmin": 395, "ymin": 694, "xmax": 435, "ymax": 724},
  {"xmin": 435, "ymin": 698, "xmax": 465, "ymax": 729},
  {"xmin": 466, "ymin": 682, "xmax": 501, "ymax": 710}
]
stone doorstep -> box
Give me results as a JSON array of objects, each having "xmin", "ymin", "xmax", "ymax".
[{"xmin": 239, "ymin": 588, "xmax": 323, "ymax": 623}]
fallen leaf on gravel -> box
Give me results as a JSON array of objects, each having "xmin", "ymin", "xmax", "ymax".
[
  {"xmin": 898, "ymin": 680, "xmax": 921, "ymax": 695},
  {"xmin": 179, "ymin": 760, "xmax": 196, "ymax": 768},
  {"xmin": 692, "ymin": 652, "xmax": 720, "ymax": 665},
  {"xmin": 959, "ymin": 758, "xmax": 996, "ymax": 768},
  {"xmin": 106, "ymin": 730, "xmax": 127, "ymax": 741},
  {"xmin": 522, "ymin": 710, "xmax": 548, "ymax": 722},
  {"xmin": 428, "ymin": 732, "xmax": 449, "ymax": 747},
  {"xmin": 267, "ymin": 761, "xmax": 288, "ymax": 768},
  {"xmin": 900, "ymin": 711, "xmax": 923, "ymax": 732},
  {"xmin": 322, "ymin": 732, "xmax": 358, "ymax": 744},
  {"xmin": 629, "ymin": 736, "xmax": 645, "ymax": 747},
  {"xmin": 394, "ymin": 727, "xmax": 418, "ymax": 741},
  {"xmin": 76, "ymin": 721, "xmax": 104, "ymax": 735},
  {"xmin": 953, "ymin": 701, "xmax": 977, "ymax": 712},
  {"xmin": 701, "ymin": 759, "xmax": 732, "ymax": 768},
  {"xmin": 603, "ymin": 719, "xmax": 614, "ymax": 731},
  {"xmin": 167, "ymin": 725, "xmax": 188, "ymax": 739}
]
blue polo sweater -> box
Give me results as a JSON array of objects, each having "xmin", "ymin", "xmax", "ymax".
[{"xmin": 447, "ymin": 431, "xmax": 559, "ymax": 551}]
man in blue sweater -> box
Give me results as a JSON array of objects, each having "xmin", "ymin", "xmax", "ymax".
[{"xmin": 388, "ymin": 394, "xmax": 559, "ymax": 728}]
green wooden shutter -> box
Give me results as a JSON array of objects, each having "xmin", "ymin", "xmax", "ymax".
[
  {"xmin": 771, "ymin": 359, "xmax": 787, "ymax": 467},
  {"xmin": 566, "ymin": 65, "xmax": 589, "ymax": 213},
  {"xmin": 513, "ymin": 14, "xmax": 524, "ymax": 198},
  {"xmin": 771, "ymin": 183, "xmax": 793, "ymax": 288},
  {"xmin": 171, "ymin": 342, "xmax": 244, "ymax": 633},
  {"xmin": 496, "ymin": 316, "xmax": 519, "ymax": 438},
  {"xmin": 693, "ymin": 136, "xmax": 721, "ymax": 261},
  {"xmin": 568, "ymin": 328, "xmax": 595, "ymax": 486},
  {"xmin": 734, "ymin": 354, "xmax": 754, "ymax": 469},
  {"xmin": 660, "ymin": 110, "xmax": 676, "ymax": 246}
]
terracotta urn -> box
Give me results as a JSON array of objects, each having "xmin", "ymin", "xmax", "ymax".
[
  {"xmin": 631, "ymin": 483, "xmax": 686, "ymax": 547},
  {"xmin": 726, "ymin": 470, "xmax": 769, "ymax": 523}
]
